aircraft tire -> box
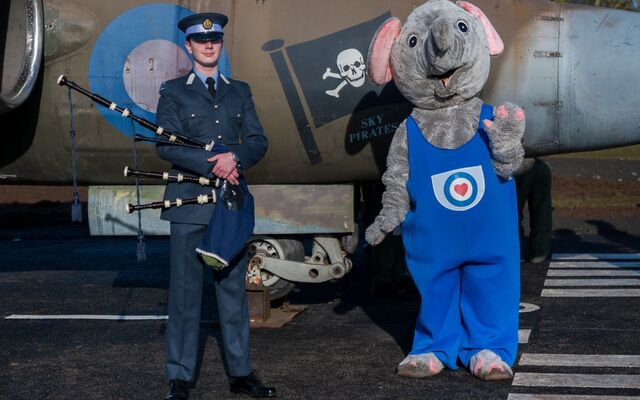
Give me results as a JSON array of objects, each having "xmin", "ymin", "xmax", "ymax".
[{"xmin": 247, "ymin": 238, "xmax": 303, "ymax": 301}]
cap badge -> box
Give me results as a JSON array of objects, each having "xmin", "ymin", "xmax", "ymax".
[{"xmin": 203, "ymin": 18, "xmax": 213, "ymax": 30}]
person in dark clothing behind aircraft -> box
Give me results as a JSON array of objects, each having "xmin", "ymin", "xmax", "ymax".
[
  {"xmin": 515, "ymin": 157, "xmax": 552, "ymax": 266},
  {"xmin": 155, "ymin": 12, "xmax": 275, "ymax": 399},
  {"xmin": 362, "ymin": 181, "xmax": 412, "ymax": 297}
]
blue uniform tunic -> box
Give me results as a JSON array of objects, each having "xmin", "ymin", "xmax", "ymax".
[{"xmin": 402, "ymin": 104, "xmax": 520, "ymax": 369}]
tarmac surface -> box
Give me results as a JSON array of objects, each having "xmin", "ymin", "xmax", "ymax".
[{"xmin": 1, "ymin": 155, "xmax": 639, "ymax": 399}]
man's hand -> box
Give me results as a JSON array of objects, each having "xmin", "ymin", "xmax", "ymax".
[{"xmin": 208, "ymin": 152, "xmax": 240, "ymax": 185}]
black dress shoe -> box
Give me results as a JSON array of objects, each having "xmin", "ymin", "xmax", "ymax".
[
  {"xmin": 166, "ymin": 379, "xmax": 190, "ymax": 400},
  {"xmin": 229, "ymin": 372, "xmax": 276, "ymax": 398},
  {"xmin": 528, "ymin": 255, "xmax": 551, "ymax": 267}
]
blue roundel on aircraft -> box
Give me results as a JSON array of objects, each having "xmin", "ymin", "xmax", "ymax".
[{"xmin": 88, "ymin": 3, "xmax": 231, "ymax": 138}]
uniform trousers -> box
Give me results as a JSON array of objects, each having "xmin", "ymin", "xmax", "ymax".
[{"xmin": 165, "ymin": 222, "xmax": 251, "ymax": 381}]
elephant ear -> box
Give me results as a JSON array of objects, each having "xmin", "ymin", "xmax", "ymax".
[
  {"xmin": 367, "ymin": 17, "xmax": 402, "ymax": 85},
  {"xmin": 456, "ymin": 1, "xmax": 504, "ymax": 56}
]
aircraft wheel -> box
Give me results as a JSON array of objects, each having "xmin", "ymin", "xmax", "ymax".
[{"xmin": 247, "ymin": 238, "xmax": 303, "ymax": 300}]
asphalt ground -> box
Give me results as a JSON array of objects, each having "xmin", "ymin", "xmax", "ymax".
[{"xmin": 1, "ymin": 155, "xmax": 639, "ymax": 400}]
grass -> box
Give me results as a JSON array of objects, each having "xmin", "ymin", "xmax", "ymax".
[
  {"xmin": 551, "ymin": 144, "xmax": 640, "ymax": 160},
  {"xmin": 553, "ymin": 195, "xmax": 640, "ymax": 209},
  {"xmin": 551, "ymin": 176, "xmax": 640, "ymax": 209}
]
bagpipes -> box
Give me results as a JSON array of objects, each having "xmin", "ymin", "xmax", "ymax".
[
  {"xmin": 59, "ymin": 76, "xmax": 254, "ymax": 268},
  {"xmin": 122, "ymin": 163, "xmax": 254, "ymax": 270}
]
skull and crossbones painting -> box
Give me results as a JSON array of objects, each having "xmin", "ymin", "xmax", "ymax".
[{"xmin": 322, "ymin": 48, "xmax": 366, "ymax": 98}]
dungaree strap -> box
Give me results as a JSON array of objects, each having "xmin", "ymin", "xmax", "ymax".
[
  {"xmin": 479, "ymin": 104, "xmax": 494, "ymax": 126},
  {"xmin": 477, "ymin": 103, "xmax": 494, "ymax": 134},
  {"xmin": 406, "ymin": 116, "xmax": 419, "ymax": 135}
]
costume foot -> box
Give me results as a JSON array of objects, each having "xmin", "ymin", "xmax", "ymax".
[
  {"xmin": 469, "ymin": 350, "xmax": 513, "ymax": 381},
  {"xmin": 396, "ymin": 353, "xmax": 444, "ymax": 378}
]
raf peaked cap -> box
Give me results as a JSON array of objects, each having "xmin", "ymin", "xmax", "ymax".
[{"xmin": 178, "ymin": 13, "xmax": 228, "ymax": 41}]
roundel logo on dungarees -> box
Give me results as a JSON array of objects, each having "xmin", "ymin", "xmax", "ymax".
[
  {"xmin": 88, "ymin": 3, "xmax": 232, "ymax": 138},
  {"xmin": 431, "ymin": 165, "xmax": 485, "ymax": 211}
]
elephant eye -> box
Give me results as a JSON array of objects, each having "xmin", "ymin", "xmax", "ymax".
[
  {"xmin": 408, "ymin": 35, "xmax": 418, "ymax": 48},
  {"xmin": 457, "ymin": 20, "xmax": 468, "ymax": 33}
]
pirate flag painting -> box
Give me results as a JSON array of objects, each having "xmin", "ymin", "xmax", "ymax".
[{"xmin": 262, "ymin": 13, "xmax": 410, "ymax": 164}]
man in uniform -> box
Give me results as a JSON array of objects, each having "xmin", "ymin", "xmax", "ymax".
[{"xmin": 155, "ymin": 12, "xmax": 275, "ymax": 399}]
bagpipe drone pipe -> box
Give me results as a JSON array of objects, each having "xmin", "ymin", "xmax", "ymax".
[{"xmin": 57, "ymin": 75, "xmax": 214, "ymax": 150}]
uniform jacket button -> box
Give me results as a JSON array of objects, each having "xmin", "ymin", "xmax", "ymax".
[
  {"xmin": 214, "ymin": 105, "xmax": 218, "ymax": 109},
  {"xmin": 215, "ymin": 120, "xmax": 219, "ymax": 124},
  {"xmin": 217, "ymin": 135, "xmax": 222, "ymax": 140}
]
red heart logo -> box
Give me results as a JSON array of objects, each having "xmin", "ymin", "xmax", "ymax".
[{"xmin": 454, "ymin": 183, "xmax": 468, "ymax": 196}]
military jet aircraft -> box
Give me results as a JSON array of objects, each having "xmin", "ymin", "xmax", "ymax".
[{"xmin": 1, "ymin": 0, "xmax": 639, "ymax": 297}]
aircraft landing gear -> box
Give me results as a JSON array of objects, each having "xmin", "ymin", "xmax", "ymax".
[
  {"xmin": 245, "ymin": 236, "xmax": 352, "ymax": 327},
  {"xmin": 246, "ymin": 237, "xmax": 303, "ymax": 300},
  {"xmin": 248, "ymin": 236, "xmax": 352, "ymax": 290}
]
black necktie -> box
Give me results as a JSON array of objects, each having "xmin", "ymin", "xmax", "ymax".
[{"xmin": 205, "ymin": 76, "xmax": 216, "ymax": 99}]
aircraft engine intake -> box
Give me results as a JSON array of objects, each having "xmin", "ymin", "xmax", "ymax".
[{"xmin": 0, "ymin": 0, "xmax": 43, "ymax": 114}]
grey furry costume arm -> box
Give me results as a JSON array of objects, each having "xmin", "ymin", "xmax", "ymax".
[
  {"xmin": 365, "ymin": 122, "xmax": 410, "ymax": 245},
  {"xmin": 484, "ymin": 102, "xmax": 526, "ymax": 179}
]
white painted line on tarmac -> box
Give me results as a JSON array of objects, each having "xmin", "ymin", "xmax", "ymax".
[
  {"xmin": 519, "ymin": 354, "xmax": 640, "ymax": 368},
  {"xmin": 520, "ymin": 303, "xmax": 541, "ymax": 313},
  {"xmin": 544, "ymin": 279, "xmax": 640, "ymax": 287},
  {"xmin": 5, "ymin": 314, "xmax": 168, "ymax": 321},
  {"xmin": 547, "ymin": 269, "xmax": 640, "ymax": 277},
  {"xmin": 518, "ymin": 329, "xmax": 531, "ymax": 344},
  {"xmin": 542, "ymin": 288, "xmax": 640, "ymax": 297},
  {"xmin": 512, "ymin": 373, "xmax": 640, "ymax": 389},
  {"xmin": 552, "ymin": 254, "xmax": 640, "ymax": 261},
  {"xmin": 550, "ymin": 261, "xmax": 640, "ymax": 269},
  {"xmin": 508, "ymin": 394, "xmax": 640, "ymax": 400}
]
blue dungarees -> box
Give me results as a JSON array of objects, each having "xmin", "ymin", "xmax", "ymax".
[{"xmin": 402, "ymin": 104, "xmax": 520, "ymax": 369}]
